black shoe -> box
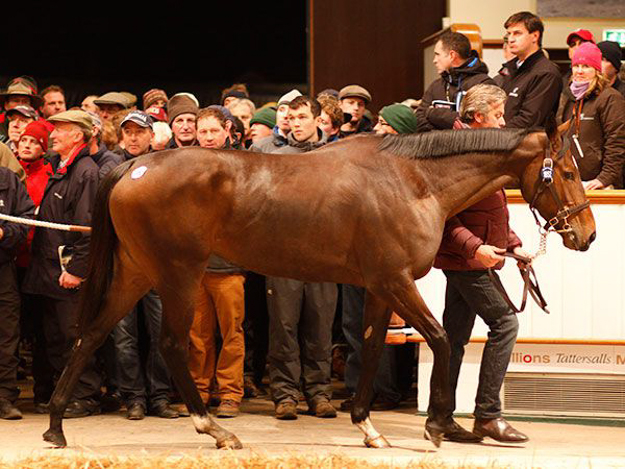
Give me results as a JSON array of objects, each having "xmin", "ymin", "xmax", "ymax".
[
  {"xmin": 150, "ymin": 402, "xmax": 179, "ymax": 419},
  {"xmin": 126, "ymin": 402, "xmax": 146, "ymax": 420},
  {"xmin": 434, "ymin": 419, "xmax": 483, "ymax": 443},
  {"xmin": 63, "ymin": 400, "xmax": 101, "ymax": 419},
  {"xmin": 101, "ymin": 391, "xmax": 122, "ymax": 413},
  {"xmin": 243, "ymin": 376, "xmax": 259, "ymax": 398},
  {"xmin": 0, "ymin": 398, "xmax": 22, "ymax": 420},
  {"xmin": 473, "ymin": 417, "xmax": 529, "ymax": 443}
]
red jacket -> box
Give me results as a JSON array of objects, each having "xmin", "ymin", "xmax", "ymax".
[
  {"xmin": 434, "ymin": 190, "xmax": 521, "ymax": 271},
  {"xmin": 16, "ymin": 158, "xmax": 52, "ymax": 268}
]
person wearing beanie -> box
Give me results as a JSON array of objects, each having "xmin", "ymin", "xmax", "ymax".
[
  {"xmin": 143, "ymin": 89, "xmax": 168, "ymax": 110},
  {"xmin": 560, "ymin": 42, "xmax": 625, "ymax": 190},
  {"xmin": 250, "ymin": 89, "xmax": 302, "ymax": 153},
  {"xmin": 563, "ymin": 29, "xmax": 596, "ymax": 86},
  {"xmin": 597, "ymin": 41, "xmax": 625, "ymax": 97},
  {"xmin": 17, "ymin": 121, "xmax": 50, "ymax": 207},
  {"xmin": 249, "ymin": 107, "xmax": 276, "ymax": 144},
  {"xmin": 375, "ymin": 104, "xmax": 418, "ymax": 135},
  {"xmin": 166, "ymin": 95, "xmax": 198, "ymax": 149}
]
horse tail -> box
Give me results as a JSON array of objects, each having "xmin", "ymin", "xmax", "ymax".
[{"xmin": 78, "ymin": 159, "xmax": 135, "ymax": 334}]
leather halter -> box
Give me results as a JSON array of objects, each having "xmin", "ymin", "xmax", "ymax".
[
  {"xmin": 528, "ymin": 137, "xmax": 590, "ymax": 234},
  {"xmin": 488, "ymin": 253, "xmax": 549, "ymax": 314}
]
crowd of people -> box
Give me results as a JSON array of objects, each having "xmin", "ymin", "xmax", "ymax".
[{"xmin": 0, "ymin": 10, "xmax": 624, "ymax": 444}]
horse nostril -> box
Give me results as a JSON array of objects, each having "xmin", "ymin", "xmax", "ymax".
[{"xmin": 589, "ymin": 231, "xmax": 596, "ymax": 244}]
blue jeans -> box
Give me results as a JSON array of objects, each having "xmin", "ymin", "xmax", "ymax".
[
  {"xmin": 342, "ymin": 284, "xmax": 406, "ymax": 403},
  {"xmin": 112, "ymin": 290, "xmax": 171, "ymax": 409},
  {"xmin": 442, "ymin": 270, "xmax": 519, "ymax": 419}
]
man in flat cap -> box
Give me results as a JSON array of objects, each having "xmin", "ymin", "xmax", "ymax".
[
  {"xmin": 338, "ymin": 84, "xmax": 373, "ymax": 138},
  {"xmin": 94, "ymin": 92, "xmax": 130, "ymax": 122},
  {"xmin": 22, "ymin": 110, "xmax": 102, "ymax": 418}
]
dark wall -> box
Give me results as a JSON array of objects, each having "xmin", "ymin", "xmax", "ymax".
[
  {"xmin": 1, "ymin": 2, "xmax": 307, "ymax": 108},
  {"xmin": 309, "ymin": 0, "xmax": 446, "ymax": 111}
]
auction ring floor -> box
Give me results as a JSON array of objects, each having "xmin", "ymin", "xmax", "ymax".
[{"xmin": 1, "ymin": 396, "xmax": 625, "ymax": 468}]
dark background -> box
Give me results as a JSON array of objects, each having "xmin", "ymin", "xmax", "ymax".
[
  {"xmin": 2, "ymin": 1, "xmax": 447, "ymax": 111},
  {"xmin": 1, "ymin": 2, "xmax": 308, "ymax": 107}
]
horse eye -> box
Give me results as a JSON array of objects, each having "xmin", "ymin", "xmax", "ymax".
[{"xmin": 564, "ymin": 172, "xmax": 575, "ymax": 180}]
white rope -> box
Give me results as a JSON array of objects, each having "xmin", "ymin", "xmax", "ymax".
[{"xmin": 0, "ymin": 213, "xmax": 91, "ymax": 233}]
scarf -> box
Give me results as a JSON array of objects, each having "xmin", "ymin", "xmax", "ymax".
[{"xmin": 570, "ymin": 81, "xmax": 590, "ymax": 101}]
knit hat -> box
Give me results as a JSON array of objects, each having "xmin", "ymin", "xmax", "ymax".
[
  {"xmin": 566, "ymin": 29, "xmax": 595, "ymax": 47},
  {"xmin": 597, "ymin": 41, "xmax": 623, "ymax": 73},
  {"xmin": 339, "ymin": 85, "xmax": 372, "ymax": 104},
  {"xmin": 379, "ymin": 104, "xmax": 418, "ymax": 134},
  {"xmin": 277, "ymin": 89, "xmax": 302, "ymax": 106},
  {"xmin": 207, "ymin": 105, "xmax": 237, "ymax": 125},
  {"xmin": 249, "ymin": 107, "xmax": 277, "ymax": 129},
  {"xmin": 167, "ymin": 95, "xmax": 199, "ymax": 125},
  {"xmin": 20, "ymin": 120, "xmax": 50, "ymax": 152},
  {"xmin": 572, "ymin": 42, "xmax": 602, "ymax": 72},
  {"xmin": 143, "ymin": 88, "xmax": 168, "ymax": 110}
]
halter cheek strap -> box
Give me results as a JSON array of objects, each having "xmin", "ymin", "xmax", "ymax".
[{"xmin": 529, "ymin": 138, "xmax": 590, "ymax": 234}]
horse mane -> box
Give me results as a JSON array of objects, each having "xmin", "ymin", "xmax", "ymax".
[{"xmin": 378, "ymin": 128, "xmax": 532, "ymax": 160}]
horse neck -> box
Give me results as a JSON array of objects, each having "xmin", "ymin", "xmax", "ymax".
[{"xmin": 425, "ymin": 147, "xmax": 534, "ymax": 218}]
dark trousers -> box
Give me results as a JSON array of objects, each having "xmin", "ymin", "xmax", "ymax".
[
  {"xmin": 443, "ymin": 270, "xmax": 519, "ymax": 419},
  {"xmin": 243, "ymin": 271, "xmax": 268, "ymax": 386},
  {"xmin": 0, "ymin": 262, "xmax": 20, "ymax": 402},
  {"xmin": 267, "ymin": 277, "xmax": 337, "ymax": 404},
  {"xmin": 17, "ymin": 267, "xmax": 54, "ymax": 404},
  {"xmin": 40, "ymin": 294, "xmax": 101, "ymax": 404},
  {"xmin": 112, "ymin": 290, "xmax": 171, "ymax": 408},
  {"xmin": 342, "ymin": 284, "xmax": 413, "ymax": 403}
]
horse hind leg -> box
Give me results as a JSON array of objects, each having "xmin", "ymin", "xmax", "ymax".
[
  {"xmin": 44, "ymin": 251, "xmax": 151, "ymax": 447},
  {"xmin": 351, "ymin": 290, "xmax": 392, "ymax": 448},
  {"xmin": 156, "ymin": 272, "xmax": 242, "ymax": 450}
]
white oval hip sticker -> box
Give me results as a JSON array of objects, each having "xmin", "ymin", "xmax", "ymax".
[{"xmin": 131, "ymin": 166, "xmax": 148, "ymax": 179}]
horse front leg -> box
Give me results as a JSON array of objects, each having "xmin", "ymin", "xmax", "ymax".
[
  {"xmin": 351, "ymin": 291, "xmax": 392, "ymax": 448},
  {"xmin": 158, "ymin": 279, "xmax": 242, "ymax": 450},
  {"xmin": 374, "ymin": 276, "xmax": 451, "ymax": 448}
]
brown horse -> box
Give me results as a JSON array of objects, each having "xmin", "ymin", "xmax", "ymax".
[{"xmin": 43, "ymin": 123, "xmax": 595, "ymax": 450}]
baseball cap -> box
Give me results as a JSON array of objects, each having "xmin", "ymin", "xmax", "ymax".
[
  {"xmin": 121, "ymin": 110, "xmax": 154, "ymax": 130},
  {"xmin": 566, "ymin": 29, "xmax": 595, "ymax": 47}
]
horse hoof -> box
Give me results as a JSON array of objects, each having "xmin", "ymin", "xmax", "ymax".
[
  {"xmin": 43, "ymin": 429, "xmax": 67, "ymax": 448},
  {"xmin": 364, "ymin": 434, "xmax": 391, "ymax": 448},
  {"xmin": 216, "ymin": 435, "xmax": 243, "ymax": 450}
]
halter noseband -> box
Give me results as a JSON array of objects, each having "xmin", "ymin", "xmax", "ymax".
[{"xmin": 529, "ymin": 137, "xmax": 590, "ymax": 234}]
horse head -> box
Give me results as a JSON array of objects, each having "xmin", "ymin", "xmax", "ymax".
[{"xmin": 519, "ymin": 117, "xmax": 596, "ymax": 251}]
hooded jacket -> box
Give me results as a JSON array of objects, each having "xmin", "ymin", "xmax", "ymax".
[
  {"xmin": 91, "ymin": 143, "xmax": 124, "ymax": 179},
  {"xmin": 560, "ymin": 84, "xmax": 625, "ymax": 188},
  {"xmin": 416, "ymin": 52, "xmax": 494, "ymax": 132},
  {"xmin": 274, "ymin": 128, "xmax": 329, "ymax": 154},
  {"xmin": 501, "ymin": 49, "xmax": 562, "ymax": 129}
]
